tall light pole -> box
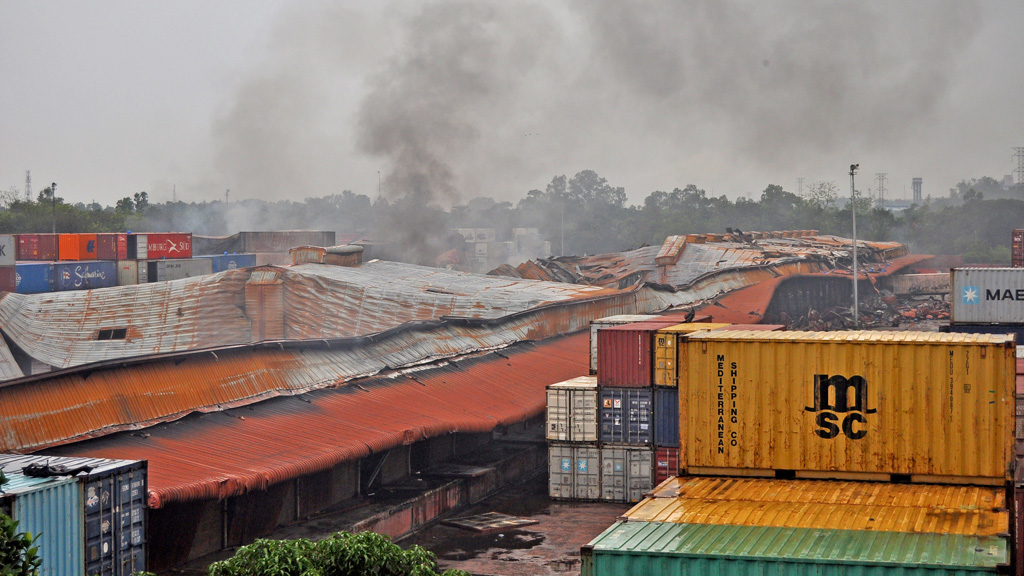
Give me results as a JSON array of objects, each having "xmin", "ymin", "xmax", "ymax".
[
  {"xmin": 51, "ymin": 182, "xmax": 57, "ymax": 234},
  {"xmin": 849, "ymin": 164, "xmax": 859, "ymax": 328}
]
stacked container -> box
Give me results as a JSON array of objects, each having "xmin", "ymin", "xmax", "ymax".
[
  {"xmin": 0, "ymin": 454, "xmax": 147, "ymax": 576},
  {"xmin": 0, "ymin": 234, "xmax": 15, "ymax": 292},
  {"xmin": 546, "ymin": 376, "xmax": 601, "ymax": 500},
  {"xmin": 0, "ymin": 472, "xmax": 84, "ymax": 576},
  {"xmin": 582, "ymin": 329, "xmax": 1016, "ymax": 576},
  {"xmin": 949, "ymin": 267, "xmax": 1024, "ymax": 341}
]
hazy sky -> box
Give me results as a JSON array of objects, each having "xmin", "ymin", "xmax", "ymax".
[{"xmin": 2, "ymin": 0, "xmax": 1023, "ymax": 208}]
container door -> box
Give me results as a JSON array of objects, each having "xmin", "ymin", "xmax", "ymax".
[
  {"xmin": 600, "ymin": 447, "xmax": 625, "ymax": 502},
  {"xmin": 654, "ymin": 388, "xmax": 680, "ymax": 447},
  {"xmin": 627, "ymin": 449, "xmax": 653, "ymax": 503},
  {"xmin": 572, "ymin": 389, "xmax": 598, "ymax": 442},
  {"xmin": 548, "ymin": 444, "xmax": 574, "ymax": 499},
  {"xmin": 546, "ymin": 389, "xmax": 570, "ymax": 441},
  {"xmin": 574, "ymin": 446, "xmax": 601, "ymax": 500}
]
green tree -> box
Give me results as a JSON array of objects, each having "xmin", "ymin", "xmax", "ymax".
[{"xmin": 0, "ymin": 472, "xmax": 41, "ymax": 576}]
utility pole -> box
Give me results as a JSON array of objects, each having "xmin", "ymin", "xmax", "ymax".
[
  {"xmin": 1014, "ymin": 147, "xmax": 1024, "ymax": 187},
  {"xmin": 849, "ymin": 165, "xmax": 859, "ymax": 328},
  {"xmin": 25, "ymin": 171, "xmax": 31, "ymax": 202},
  {"xmin": 796, "ymin": 177, "xmax": 805, "ymax": 197},
  {"xmin": 875, "ymin": 172, "xmax": 887, "ymax": 209},
  {"xmin": 51, "ymin": 182, "xmax": 57, "ymax": 234},
  {"xmin": 225, "ymin": 188, "xmax": 230, "ymax": 205}
]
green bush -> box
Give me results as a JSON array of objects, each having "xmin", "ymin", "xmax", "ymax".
[
  {"xmin": 0, "ymin": 513, "xmax": 41, "ymax": 576},
  {"xmin": 207, "ymin": 532, "xmax": 468, "ymax": 576}
]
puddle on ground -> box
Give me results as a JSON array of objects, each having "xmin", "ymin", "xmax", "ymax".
[{"xmin": 430, "ymin": 530, "xmax": 546, "ymax": 561}]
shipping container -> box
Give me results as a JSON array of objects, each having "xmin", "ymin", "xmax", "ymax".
[
  {"xmin": 473, "ymin": 228, "xmax": 495, "ymax": 243},
  {"xmin": 1014, "ymin": 229, "xmax": 1024, "ymax": 268},
  {"xmin": 652, "ymin": 323, "xmax": 729, "ymax": 386},
  {"xmin": 116, "ymin": 260, "xmax": 139, "ymax": 286},
  {"xmin": 15, "ymin": 261, "xmax": 55, "ymax": 293},
  {"xmin": 95, "ymin": 233, "xmax": 128, "ymax": 261},
  {"xmin": 546, "ymin": 376, "xmax": 598, "ymax": 442},
  {"xmin": 653, "ymin": 448, "xmax": 678, "ymax": 486},
  {"xmin": 0, "ymin": 473, "xmax": 84, "ymax": 576},
  {"xmin": 952, "ymin": 268, "xmax": 1024, "ymax": 324},
  {"xmin": 597, "ymin": 320, "xmax": 680, "ymax": 387},
  {"xmin": 16, "ymin": 233, "xmax": 59, "ymax": 261},
  {"xmin": 581, "ymin": 521, "xmax": 1007, "ymax": 576},
  {"xmin": 133, "ymin": 232, "xmax": 193, "ymax": 259},
  {"xmin": 599, "ymin": 446, "xmax": 652, "ymax": 503},
  {"xmin": 598, "ymin": 387, "xmax": 652, "ymax": 445},
  {"xmin": 680, "ymin": 330, "xmax": 1016, "ymax": 483},
  {"xmin": 548, "ymin": 442, "xmax": 600, "ymax": 500},
  {"xmin": 0, "ymin": 266, "xmax": 14, "ymax": 292},
  {"xmin": 653, "ymin": 387, "xmax": 678, "ymax": 447},
  {"xmin": 146, "ymin": 257, "xmax": 213, "ymax": 282},
  {"xmin": 55, "ymin": 261, "xmax": 118, "ymax": 291},
  {"xmin": 0, "ymin": 454, "xmax": 147, "ymax": 576},
  {"xmin": 0, "ymin": 234, "xmax": 14, "ymax": 266},
  {"xmin": 709, "ymin": 323, "xmax": 786, "ymax": 331},
  {"xmin": 589, "ymin": 315, "xmax": 661, "ymax": 374},
  {"xmin": 195, "ymin": 253, "xmax": 258, "ymax": 273},
  {"xmin": 624, "ymin": 476, "xmax": 1008, "ymax": 535},
  {"xmin": 59, "ymin": 233, "xmax": 98, "ymax": 260},
  {"xmin": 950, "ymin": 323, "xmax": 1024, "ymax": 343}
]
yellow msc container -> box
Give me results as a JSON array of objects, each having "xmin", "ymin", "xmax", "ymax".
[
  {"xmin": 652, "ymin": 323, "xmax": 729, "ymax": 387},
  {"xmin": 680, "ymin": 330, "xmax": 1016, "ymax": 484},
  {"xmin": 623, "ymin": 476, "xmax": 1008, "ymax": 536}
]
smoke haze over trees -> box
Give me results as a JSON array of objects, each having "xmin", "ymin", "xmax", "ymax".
[{"xmin": 3, "ymin": 170, "xmax": 1023, "ymax": 266}]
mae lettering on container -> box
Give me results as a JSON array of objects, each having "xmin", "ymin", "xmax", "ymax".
[{"xmin": 680, "ymin": 330, "xmax": 1015, "ymax": 482}]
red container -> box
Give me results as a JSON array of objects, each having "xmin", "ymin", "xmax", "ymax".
[
  {"xmin": 654, "ymin": 447, "xmax": 679, "ymax": 486},
  {"xmin": 17, "ymin": 234, "xmax": 59, "ymax": 261},
  {"xmin": 0, "ymin": 266, "xmax": 15, "ymax": 292},
  {"xmin": 145, "ymin": 233, "xmax": 192, "ymax": 259},
  {"xmin": 597, "ymin": 320, "xmax": 680, "ymax": 387},
  {"xmin": 1014, "ymin": 230, "xmax": 1024, "ymax": 268},
  {"xmin": 96, "ymin": 233, "xmax": 128, "ymax": 260}
]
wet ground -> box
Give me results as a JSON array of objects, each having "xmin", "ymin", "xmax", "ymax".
[{"xmin": 401, "ymin": 474, "xmax": 629, "ymax": 576}]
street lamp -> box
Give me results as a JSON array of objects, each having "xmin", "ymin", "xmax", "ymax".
[
  {"xmin": 51, "ymin": 182, "xmax": 57, "ymax": 234},
  {"xmin": 849, "ymin": 165, "xmax": 859, "ymax": 328}
]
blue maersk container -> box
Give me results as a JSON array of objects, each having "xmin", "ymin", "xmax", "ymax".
[
  {"xmin": 15, "ymin": 261, "xmax": 55, "ymax": 294},
  {"xmin": 196, "ymin": 253, "xmax": 257, "ymax": 273},
  {"xmin": 54, "ymin": 260, "xmax": 118, "ymax": 291}
]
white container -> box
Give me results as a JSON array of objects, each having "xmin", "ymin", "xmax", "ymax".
[
  {"xmin": 549, "ymin": 442, "xmax": 601, "ymax": 500},
  {"xmin": 589, "ymin": 315, "xmax": 661, "ymax": 373},
  {"xmin": 147, "ymin": 258, "xmax": 213, "ymax": 282},
  {"xmin": 546, "ymin": 376, "xmax": 599, "ymax": 442},
  {"xmin": 474, "ymin": 228, "xmax": 496, "ymax": 243},
  {"xmin": 475, "ymin": 242, "xmax": 489, "ymax": 257},
  {"xmin": 951, "ymin": 268, "xmax": 1024, "ymax": 324},
  {"xmin": 0, "ymin": 234, "xmax": 15, "ymax": 266},
  {"xmin": 600, "ymin": 445, "xmax": 653, "ymax": 503}
]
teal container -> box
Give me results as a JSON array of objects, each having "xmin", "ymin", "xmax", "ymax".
[
  {"xmin": 2, "ymin": 473, "xmax": 84, "ymax": 576},
  {"xmin": 581, "ymin": 521, "xmax": 1007, "ymax": 576}
]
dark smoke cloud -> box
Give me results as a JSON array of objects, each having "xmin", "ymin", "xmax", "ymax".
[{"xmin": 207, "ymin": 0, "xmax": 991, "ymax": 215}]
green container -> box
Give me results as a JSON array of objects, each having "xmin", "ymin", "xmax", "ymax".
[{"xmin": 581, "ymin": 521, "xmax": 1007, "ymax": 576}]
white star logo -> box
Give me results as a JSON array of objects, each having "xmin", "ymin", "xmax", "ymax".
[{"xmin": 962, "ymin": 286, "xmax": 979, "ymax": 304}]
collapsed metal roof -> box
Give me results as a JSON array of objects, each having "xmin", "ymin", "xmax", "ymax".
[{"xmin": 43, "ymin": 331, "xmax": 591, "ymax": 509}]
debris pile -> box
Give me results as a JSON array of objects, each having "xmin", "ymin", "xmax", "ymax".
[{"xmin": 786, "ymin": 294, "xmax": 950, "ymax": 331}]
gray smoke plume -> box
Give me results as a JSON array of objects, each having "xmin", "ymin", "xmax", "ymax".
[{"xmin": 207, "ymin": 0, "xmax": 991, "ymax": 215}]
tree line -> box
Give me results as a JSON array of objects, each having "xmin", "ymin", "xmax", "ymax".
[{"xmin": 2, "ymin": 171, "xmax": 1022, "ymax": 265}]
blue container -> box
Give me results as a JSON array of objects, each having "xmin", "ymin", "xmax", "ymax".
[
  {"xmin": 654, "ymin": 387, "xmax": 679, "ymax": 447},
  {"xmin": 1, "ymin": 473, "xmax": 84, "ymax": 576},
  {"xmin": 15, "ymin": 261, "xmax": 55, "ymax": 294},
  {"xmin": 948, "ymin": 323, "xmax": 1024, "ymax": 343},
  {"xmin": 196, "ymin": 253, "xmax": 257, "ymax": 273},
  {"xmin": 54, "ymin": 260, "xmax": 118, "ymax": 291},
  {"xmin": 599, "ymin": 387, "xmax": 653, "ymax": 445}
]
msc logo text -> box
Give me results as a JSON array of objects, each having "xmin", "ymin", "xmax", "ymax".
[{"xmin": 804, "ymin": 374, "xmax": 876, "ymax": 440}]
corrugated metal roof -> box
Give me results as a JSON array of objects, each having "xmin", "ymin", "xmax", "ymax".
[
  {"xmin": 0, "ymin": 269, "xmax": 253, "ymax": 369},
  {"xmin": 0, "ymin": 284, "xmax": 649, "ymax": 453},
  {"xmin": 42, "ymin": 331, "xmax": 590, "ymax": 508},
  {"xmin": 586, "ymin": 521, "xmax": 1007, "ymax": 571},
  {"xmin": 0, "ymin": 332, "xmax": 23, "ymax": 381},
  {"xmin": 624, "ymin": 477, "xmax": 1007, "ymax": 536}
]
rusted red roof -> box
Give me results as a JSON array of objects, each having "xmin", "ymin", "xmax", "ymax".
[{"xmin": 43, "ymin": 332, "xmax": 590, "ymax": 509}]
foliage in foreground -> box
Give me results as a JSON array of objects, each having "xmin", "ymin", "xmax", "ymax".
[{"xmin": 207, "ymin": 531, "xmax": 469, "ymax": 576}]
